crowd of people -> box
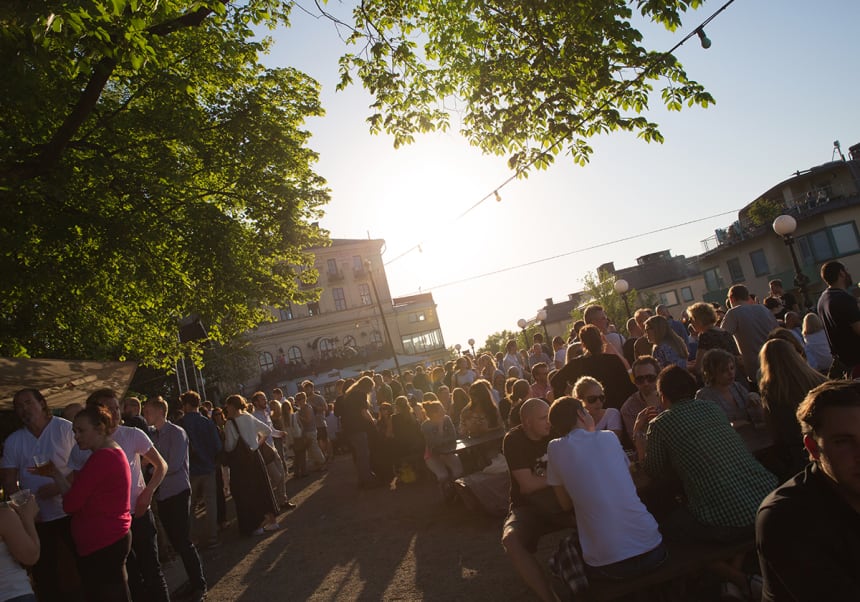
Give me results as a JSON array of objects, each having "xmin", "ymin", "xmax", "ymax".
[{"xmin": 0, "ymin": 260, "xmax": 858, "ymax": 601}]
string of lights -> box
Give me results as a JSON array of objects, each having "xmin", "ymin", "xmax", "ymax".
[
  {"xmin": 394, "ymin": 208, "xmax": 740, "ymax": 295},
  {"xmin": 383, "ymin": 0, "xmax": 738, "ymax": 267}
]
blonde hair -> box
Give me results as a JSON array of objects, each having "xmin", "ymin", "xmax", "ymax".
[
  {"xmin": 645, "ymin": 315, "xmax": 688, "ymax": 360},
  {"xmin": 421, "ymin": 400, "xmax": 445, "ymax": 416},
  {"xmin": 802, "ymin": 312, "xmax": 823, "ymax": 336},
  {"xmin": 572, "ymin": 376, "xmax": 603, "ymax": 400},
  {"xmin": 687, "ymin": 302, "xmax": 718, "ymax": 328}
]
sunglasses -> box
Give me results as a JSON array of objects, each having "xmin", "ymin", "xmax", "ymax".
[
  {"xmin": 584, "ymin": 394, "xmax": 605, "ymax": 404},
  {"xmin": 635, "ymin": 374, "xmax": 658, "ymax": 384}
]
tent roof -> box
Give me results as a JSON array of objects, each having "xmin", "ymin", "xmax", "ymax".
[{"xmin": 0, "ymin": 358, "xmax": 138, "ymax": 411}]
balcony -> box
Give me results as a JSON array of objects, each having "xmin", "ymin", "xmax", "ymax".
[
  {"xmin": 260, "ymin": 343, "xmax": 388, "ymax": 386},
  {"xmin": 326, "ymin": 270, "xmax": 344, "ymax": 282},
  {"xmin": 352, "ymin": 266, "xmax": 367, "ymax": 279}
]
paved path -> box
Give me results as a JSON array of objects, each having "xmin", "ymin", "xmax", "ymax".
[{"xmin": 167, "ymin": 454, "xmax": 550, "ymax": 601}]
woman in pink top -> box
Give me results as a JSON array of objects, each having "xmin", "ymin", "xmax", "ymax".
[{"xmin": 35, "ymin": 405, "xmax": 132, "ymax": 601}]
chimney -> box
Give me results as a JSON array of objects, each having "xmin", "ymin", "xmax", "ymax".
[{"xmin": 545, "ymin": 298, "xmax": 554, "ymax": 307}]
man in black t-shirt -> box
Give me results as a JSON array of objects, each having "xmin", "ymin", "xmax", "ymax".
[
  {"xmin": 816, "ymin": 261, "xmax": 860, "ymax": 378},
  {"xmin": 757, "ymin": 380, "xmax": 860, "ymax": 599},
  {"xmin": 501, "ymin": 398, "xmax": 573, "ymax": 602}
]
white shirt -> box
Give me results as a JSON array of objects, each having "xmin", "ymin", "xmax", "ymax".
[
  {"xmin": 594, "ymin": 408, "xmax": 623, "ymax": 432},
  {"xmin": 70, "ymin": 425, "xmax": 153, "ymax": 510},
  {"xmin": 225, "ymin": 413, "xmax": 271, "ymax": 453},
  {"xmin": 0, "ymin": 417, "xmax": 78, "ymax": 522},
  {"xmin": 502, "ymin": 353, "xmax": 522, "ymax": 377},
  {"xmin": 547, "ymin": 429, "xmax": 661, "ymax": 567}
]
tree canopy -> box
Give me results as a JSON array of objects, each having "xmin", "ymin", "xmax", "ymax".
[
  {"xmin": 1, "ymin": 0, "xmax": 714, "ymax": 368},
  {"xmin": 341, "ymin": 0, "xmax": 713, "ymax": 171},
  {"xmin": 1, "ymin": 1, "xmax": 327, "ymax": 367}
]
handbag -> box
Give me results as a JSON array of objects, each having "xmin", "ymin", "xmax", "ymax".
[{"xmin": 289, "ymin": 413, "xmax": 303, "ymax": 439}]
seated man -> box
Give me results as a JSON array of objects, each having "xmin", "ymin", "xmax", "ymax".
[
  {"xmin": 757, "ymin": 380, "xmax": 860, "ymax": 600},
  {"xmin": 501, "ymin": 398, "xmax": 574, "ymax": 602},
  {"xmin": 633, "ymin": 366, "xmax": 777, "ymax": 597},
  {"xmin": 547, "ymin": 396, "xmax": 665, "ymax": 585}
]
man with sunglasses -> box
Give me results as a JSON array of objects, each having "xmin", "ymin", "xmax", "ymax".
[{"xmin": 620, "ymin": 356, "xmax": 662, "ymax": 443}]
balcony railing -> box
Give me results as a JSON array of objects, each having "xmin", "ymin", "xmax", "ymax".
[
  {"xmin": 260, "ymin": 343, "xmax": 389, "ymax": 385},
  {"xmin": 327, "ymin": 270, "xmax": 344, "ymax": 282}
]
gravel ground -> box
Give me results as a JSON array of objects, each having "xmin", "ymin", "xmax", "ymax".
[{"xmin": 170, "ymin": 454, "xmax": 557, "ymax": 601}]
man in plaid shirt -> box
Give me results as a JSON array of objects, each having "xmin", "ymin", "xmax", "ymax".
[
  {"xmin": 633, "ymin": 366, "xmax": 777, "ymax": 596},
  {"xmin": 633, "ymin": 366, "xmax": 776, "ymax": 539}
]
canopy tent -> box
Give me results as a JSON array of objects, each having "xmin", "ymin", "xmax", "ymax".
[{"xmin": 0, "ymin": 358, "xmax": 138, "ymax": 411}]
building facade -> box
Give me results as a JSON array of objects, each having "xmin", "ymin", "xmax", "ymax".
[{"xmin": 248, "ymin": 238, "xmax": 448, "ymax": 398}]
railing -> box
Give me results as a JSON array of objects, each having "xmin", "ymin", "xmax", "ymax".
[
  {"xmin": 327, "ymin": 270, "xmax": 344, "ymax": 282},
  {"xmin": 259, "ymin": 344, "xmax": 389, "ymax": 385}
]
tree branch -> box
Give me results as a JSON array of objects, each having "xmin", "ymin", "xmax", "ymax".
[{"xmin": 0, "ymin": 5, "xmax": 218, "ymax": 186}]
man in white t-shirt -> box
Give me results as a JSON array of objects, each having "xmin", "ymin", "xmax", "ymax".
[
  {"xmin": 0, "ymin": 388, "xmax": 80, "ymax": 600},
  {"xmin": 78, "ymin": 389, "xmax": 171, "ymax": 602},
  {"xmin": 547, "ymin": 396, "xmax": 665, "ymax": 581}
]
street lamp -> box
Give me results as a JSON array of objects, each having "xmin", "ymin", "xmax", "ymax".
[
  {"xmin": 467, "ymin": 338, "xmax": 476, "ymax": 357},
  {"xmin": 454, "ymin": 343, "xmax": 462, "ymax": 356},
  {"xmin": 517, "ymin": 318, "xmax": 529, "ymax": 348},
  {"xmin": 536, "ymin": 308, "xmax": 550, "ymax": 342},
  {"xmin": 614, "ymin": 278, "xmax": 632, "ymax": 319},
  {"xmin": 773, "ymin": 215, "xmax": 812, "ymax": 309},
  {"xmin": 365, "ymin": 259, "xmax": 402, "ymax": 377}
]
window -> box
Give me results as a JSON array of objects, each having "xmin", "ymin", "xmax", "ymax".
[
  {"xmin": 703, "ymin": 267, "xmax": 724, "ymax": 292},
  {"xmin": 726, "ymin": 258, "xmax": 745, "ymax": 283},
  {"xmin": 287, "ymin": 346, "xmax": 303, "ymax": 364},
  {"xmin": 401, "ymin": 329, "xmax": 445, "ymax": 355},
  {"xmin": 259, "ymin": 352, "xmax": 274, "ymax": 373},
  {"xmin": 358, "ymin": 283, "xmax": 372, "ymax": 305},
  {"xmin": 749, "ymin": 249, "xmax": 769, "ymax": 277},
  {"xmin": 279, "ymin": 303, "xmax": 293, "ymax": 321},
  {"xmin": 307, "ymin": 301, "xmax": 320, "ymax": 316},
  {"xmin": 319, "ymin": 337, "xmax": 334, "ymax": 359},
  {"xmin": 659, "ymin": 290, "xmax": 679, "ymax": 307},
  {"xmin": 353, "ymin": 255, "xmax": 363, "ymax": 271},
  {"xmin": 680, "ymin": 286, "xmax": 694, "ymax": 302},
  {"xmin": 370, "ymin": 330, "xmax": 383, "ymax": 345},
  {"xmin": 831, "ymin": 222, "xmax": 860, "ymax": 255},
  {"xmin": 342, "ymin": 335, "xmax": 356, "ymax": 348},
  {"xmin": 333, "ymin": 287, "xmax": 347, "ymax": 311},
  {"xmin": 326, "ymin": 258, "xmax": 337, "ymax": 275},
  {"xmin": 408, "ymin": 312, "xmax": 426, "ymax": 323}
]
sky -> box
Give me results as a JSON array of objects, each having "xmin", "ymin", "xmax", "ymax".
[{"xmin": 261, "ymin": 0, "xmax": 860, "ymax": 351}]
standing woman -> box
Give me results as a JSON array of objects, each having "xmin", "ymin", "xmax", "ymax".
[
  {"xmin": 222, "ymin": 395, "xmax": 280, "ymax": 536},
  {"xmin": 452, "ymin": 356, "xmax": 477, "ymax": 389},
  {"xmin": 687, "ymin": 302, "xmax": 742, "ymax": 378},
  {"xmin": 36, "ymin": 405, "xmax": 132, "ymax": 601},
  {"xmin": 644, "ymin": 315, "xmax": 689, "ymax": 370},
  {"xmin": 0, "ymin": 489, "xmax": 40, "ymax": 602},
  {"xmin": 758, "ymin": 339, "xmax": 828, "ymax": 479},
  {"xmin": 210, "ymin": 407, "xmax": 228, "ymax": 530},
  {"xmin": 340, "ymin": 376, "xmax": 380, "ymax": 488}
]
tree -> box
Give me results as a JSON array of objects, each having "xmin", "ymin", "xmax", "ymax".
[
  {"xmin": 1, "ymin": 1, "xmax": 328, "ymax": 367},
  {"xmin": 481, "ymin": 325, "xmax": 541, "ymax": 356},
  {"xmin": 341, "ymin": 0, "xmax": 713, "ymax": 171},
  {"xmin": 2, "ymin": 0, "xmax": 714, "ymax": 368}
]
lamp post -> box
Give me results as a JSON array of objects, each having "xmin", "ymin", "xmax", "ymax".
[
  {"xmin": 365, "ymin": 259, "xmax": 402, "ymax": 377},
  {"xmin": 614, "ymin": 278, "xmax": 632, "ymax": 319},
  {"xmin": 454, "ymin": 343, "xmax": 462, "ymax": 356},
  {"xmin": 517, "ymin": 318, "xmax": 529, "ymax": 348},
  {"xmin": 467, "ymin": 338, "xmax": 476, "ymax": 357},
  {"xmin": 773, "ymin": 215, "xmax": 812, "ymax": 310},
  {"xmin": 536, "ymin": 309, "xmax": 550, "ymax": 342}
]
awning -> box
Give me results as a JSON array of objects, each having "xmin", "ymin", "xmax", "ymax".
[{"xmin": 0, "ymin": 358, "xmax": 138, "ymax": 411}]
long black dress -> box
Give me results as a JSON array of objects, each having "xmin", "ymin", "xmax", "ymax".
[{"xmin": 225, "ymin": 416, "xmax": 278, "ymax": 535}]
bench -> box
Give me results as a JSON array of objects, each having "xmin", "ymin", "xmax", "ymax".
[{"xmin": 577, "ymin": 539, "xmax": 754, "ymax": 602}]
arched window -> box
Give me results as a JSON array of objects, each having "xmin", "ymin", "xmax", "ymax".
[
  {"xmin": 342, "ymin": 335, "xmax": 356, "ymax": 348},
  {"xmin": 259, "ymin": 352, "xmax": 274, "ymax": 373},
  {"xmin": 287, "ymin": 346, "xmax": 303, "ymax": 364},
  {"xmin": 319, "ymin": 337, "xmax": 335, "ymax": 359}
]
